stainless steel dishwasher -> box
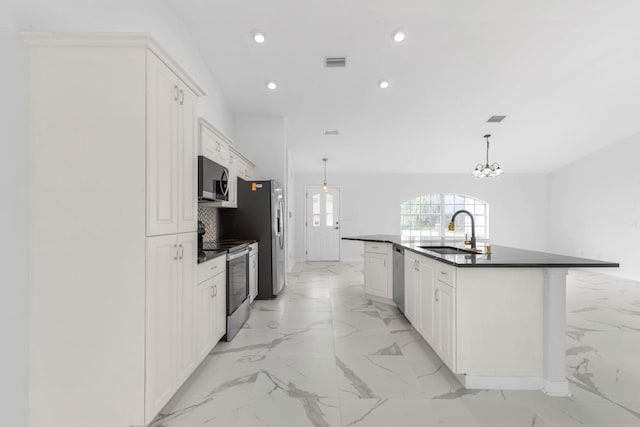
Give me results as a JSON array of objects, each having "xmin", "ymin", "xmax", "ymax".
[{"xmin": 392, "ymin": 245, "xmax": 405, "ymax": 312}]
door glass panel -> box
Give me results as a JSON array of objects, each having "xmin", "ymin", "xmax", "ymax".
[
  {"xmin": 325, "ymin": 194, "xmax": 334, "ymax": 226},
  {"xmin": 312, "ymin": 194, "xmax": 321, "ymax": 227}
]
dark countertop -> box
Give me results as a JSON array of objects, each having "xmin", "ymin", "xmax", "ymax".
[
  {"xmin": 343, "ymin": 234, "xmax": 619, "ymax": 269},
  {"xmin": 197, "ymin": 249, "xmax": 226, "ymax": 264},
  {"xmin": 197, "ymin": 238, "xmax": 258, "ymax": 264}
]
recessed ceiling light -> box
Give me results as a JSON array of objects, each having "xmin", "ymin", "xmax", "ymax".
[
  {"xmin": 266, "ymin": 81, "xmax": 277, "ymax": 90},
  {"xmin": 252, "ymin": 31, "xmax": 265, "ymax": 44},
  {"xmin": 378, "ymin": 80, "xmax": 390, "ymax": 89},
  {"xmin": 392, "ymin": 30, "xmax": 406, "ymax": 43}
]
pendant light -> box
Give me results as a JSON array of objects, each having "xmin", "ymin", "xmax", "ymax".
[
  {"xmin": 322, "ymin": 158, "xmax": 329, "ymax": 192},
  {"xmin": 472, "ymin": 134, "xmax": 504, "ymax": 178}
]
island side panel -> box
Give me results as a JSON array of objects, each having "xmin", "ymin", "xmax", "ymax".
[
  {"xmin": 456, "ymin": 268, "xmax": 544, "ymax": 377},
  {"xmin": 542, "ymin": 268, "xmax": 570, "ymax": 396}
]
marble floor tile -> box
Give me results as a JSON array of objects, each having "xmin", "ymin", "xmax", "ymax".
[
  {"xmin": 150, "ymin": 353, "xmax": 263, "ymax": 426},
  {"xmin": 330, "ymin": 295, "xmax": 375, "ymax": 312},
  {"xmin": 332, "ymin": 310, "xmax": 387, "ymax": 330},
  {"xmin": 333, "ymin": 329, "xmax": 402, "ymax": 357},
  {"xmin": 339, "ymin": 399, "xmax": 449, "ymax": 427},
  {"xmin": 462, "ymin": 399, "xmax": 550, "ymax": 426},
  {"xmin": 329, "ymin": 286, "xmax": 365, "ymax": 299},
  {"xmin": 336, "ymin": 355, "xmax": 421, "ymax": 399},
  {"xmin": 282, "ymin": 287, "xmax": 332, "ymax": 299},
  {"xmin": 213, "ymin": 328, "xmax": 334, "ymax": 358},
  {"xmin": 277, "ymin": 311, "xmax": 334, "ymax": 329},
  {"xmin": 241, "ymin": 397, "xmax": 341, "ymax": 427},
  {"xmin": 152, "ymin": 262, "xmax": 640, "ymax": 427},
  {"xmin": 253, "ymin": 356, "xmax": 339, "ymax": 399}
]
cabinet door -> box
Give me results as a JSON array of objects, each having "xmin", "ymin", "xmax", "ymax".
[
  {"xmin": 364, "ymin": 252, "xmax": 388, "ymax": 298},
  {"xmin": 177, "ymin": 85, "xmax": 198, "ymax": 233},
  {"xmin": 436, "ymin": 282, "xmax": 456, "ymax": 370},
  {"xmin": 177, "ymin": 233, "xmax": 197, "ymax": 383},
  {"xmin": 195, "ymin": 278, "xmax": 214, "ymax": 362},
  {"xmin": 404, "ymin": 255, "xmax": 418, "ymax": 325},
  {"xmin": 145, "ymin": 235, "xmax": 178, "ymax": 421},
  {"xmin": 147, "ymin": 52, "xmax": 179, "ymax": 237},
  {"xmin": 418, "ymin": 259, "xmax": 436, "ymax": 346},
  {"xmin": 213, "ymin": 272, "xmax": 227, "ymax": 342}
]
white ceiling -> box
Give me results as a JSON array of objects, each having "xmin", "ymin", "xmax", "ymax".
[{"xmin": 171, "ymin": 0, "xmax": 640, "ymax": 174}]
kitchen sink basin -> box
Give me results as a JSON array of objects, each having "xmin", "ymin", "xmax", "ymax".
[{"xmin": 419, "ymin": 246, "xmax": 479, "ymax": 255}]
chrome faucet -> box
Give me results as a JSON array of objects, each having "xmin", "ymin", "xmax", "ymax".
[{"xmin": 448, "ymin": 210, "xmax": 476, "ymax": 250}]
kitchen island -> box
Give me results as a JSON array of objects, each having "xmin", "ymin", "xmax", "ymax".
[{"xmin": 343, "ymin": 235, "xmax": 619, "ymax": 396}]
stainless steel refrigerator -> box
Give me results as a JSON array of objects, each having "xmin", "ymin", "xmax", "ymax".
[{"xmin": 219, "ymin": 179, "xmax": 285, "ymax": 298}]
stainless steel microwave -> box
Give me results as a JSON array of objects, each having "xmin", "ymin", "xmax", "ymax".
[{"xmin": 198, "ymin": 156, "xmax": 229, "ymax": 202}]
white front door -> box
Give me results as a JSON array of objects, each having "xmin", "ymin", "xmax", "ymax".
[{"xmin": 305, "ymin": 186, "xmax": 340, "ymax": 261}]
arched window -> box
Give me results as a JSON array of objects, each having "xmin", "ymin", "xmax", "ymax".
[{"xmin": 400, "ymin": 194, "xmax": 489, "ymax": 241}]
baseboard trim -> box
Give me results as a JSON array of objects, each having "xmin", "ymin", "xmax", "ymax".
[{"xmin": 464, "ymin": 375, "xmax": 544, "ymax": 391}]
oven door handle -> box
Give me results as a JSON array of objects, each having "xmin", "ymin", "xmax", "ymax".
[{"xmin": 227, "ymin": 249, "xmax": 249, "ymax": 261}]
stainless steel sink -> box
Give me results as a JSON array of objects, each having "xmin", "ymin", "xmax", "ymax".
[{"xmin": 419, "ymin": 246, "xmax": 478, "ymax": 255}]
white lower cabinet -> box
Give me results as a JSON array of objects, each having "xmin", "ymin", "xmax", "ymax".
[
  {"xmin": 404, "ymin": 252, "xmax": 419, "ymax": 325},
  {"xmin": 196, "ymin": 254, "xmax": 227, "ymax": 364},
  {"xmin": 177, "ymin": 235, "xmax": 198, "ymax": 384},
  {"xmin": 404, "ymin": 250, "xmax": 457, "ymax": 373},
  {"xmin": 195, "ymin": 279, "xmax": 215, "ymax": 361},
  {"xmin": 364, "ymin": 242, "xmax": 393, "ymax": 299},
  {"xmin": 146, "ymin": 232, "xmax": 197, "ymax": 421},
  {"xmin": 418, "ymin": 258, "xmax": 436, "ymax": 346},
  {"xmin": 435, "ymin": 281, "xmax": 456, "ymax": 369}
]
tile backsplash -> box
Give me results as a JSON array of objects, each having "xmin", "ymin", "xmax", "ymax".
[{"xmin": 198, "ymin": 206, "xmax": 218, "ymax": 242}]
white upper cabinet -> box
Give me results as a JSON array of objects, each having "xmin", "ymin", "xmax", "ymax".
[
  {"xmin": 177, "ymin": 86, "xmax": 198, "ymax": 233},
  {"xmin": 147, "ymin": 51, "xmax": 198, "ymax": 236},
  {"xmin": 198, "ymin": 118, "xmax": 255, "ymax": 208}
]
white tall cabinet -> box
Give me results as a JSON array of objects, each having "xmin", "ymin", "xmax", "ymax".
[{"xmin": 24, "ymin": 33, "xmax": 205, "ymax": 427}]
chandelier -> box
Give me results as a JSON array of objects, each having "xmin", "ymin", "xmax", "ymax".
[{"xmin": 472, "ymin": 134, "xmax": 503, "ymax": 178}]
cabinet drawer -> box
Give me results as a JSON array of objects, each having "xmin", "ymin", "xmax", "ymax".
[
  {"xmin": 364, "ymin": 242, "xmax": 388, "ymax": 254},
  {"xmin": 197, "ymin": 254, "xmax": 226, "ymax": 283},
  {"xmin": 436, "ymin": 263, "xmax": 456, "ymax": 287}
]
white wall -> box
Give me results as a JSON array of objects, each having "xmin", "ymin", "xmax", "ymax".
[
  {"xmin": 286, "ymin": 149, "xmax": 296, "ymax": 272},
  {"xmin": 8, "ymin": 0, "xmax": 234, "ymax": 136},
  {"xmin": 294, "ymin": 173, "xmax": 549, "ymax": 261},
  {"xmin": 0, "ymin": 30, "xmax": 29, "ymax": 427},
  {"xmin": 233, "ymin": 115, "xmax": 286, "ymax": 184},
  {"xmin": 549, "ymin": 132, "xmax": 640, "ymax": 280}
]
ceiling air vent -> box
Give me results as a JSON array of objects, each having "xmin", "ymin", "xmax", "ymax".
[
  {"xmin": 325, "ymin": 57, "xmax": 346, "ymax": 68},
  {"xmin": 324, "ymin": 129, "xmax": 339, "ymax": 136},
  {"xmin": 487, "ymin": 115, "xmax": 507, "ymax": 123}
]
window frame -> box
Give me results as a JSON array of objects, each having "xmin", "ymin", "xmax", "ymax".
[{"xmin": 400, "ymin": 193, "xmax": 490, "ymax": 241}]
